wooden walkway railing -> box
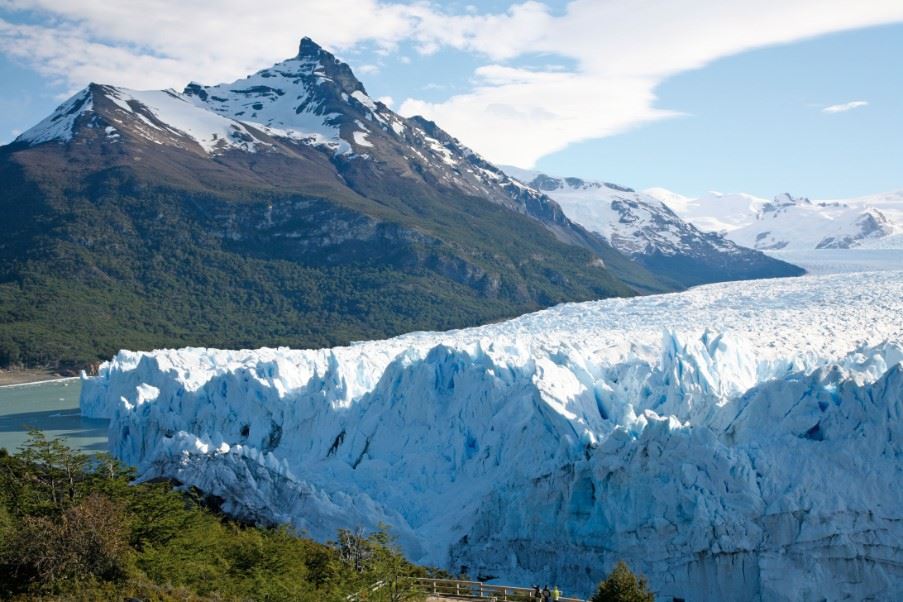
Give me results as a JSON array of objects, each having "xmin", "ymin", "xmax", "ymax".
[
  {"xmin": 414, "ymin": 577, "xmax": 586, "ymax": 602},
  {"xmin": 346, "ymin": 578, "xmax": 386, "ymax": 601}
]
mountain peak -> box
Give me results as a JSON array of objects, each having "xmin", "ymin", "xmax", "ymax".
[
  {"xmin": 297, "ymin": 36, "xmax": 323, "ymax": 58},
  {"xmin": 774, "ymin": 192, "xmax": 811, "ymax": 205},
  {"xmin": 287, "ymin": 36, "xmax": 366, "ymax": 95},
  {"xmin": 14, "ymin": 85, "xmax": 95, "ymax": 145}
]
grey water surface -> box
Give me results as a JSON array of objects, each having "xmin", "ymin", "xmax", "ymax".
[{"xmin": 0, "ymin": 379, "xmax": 108, "ymax": 453}]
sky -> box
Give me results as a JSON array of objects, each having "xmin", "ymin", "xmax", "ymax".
[{"xmin": 1, "ymin": 0, "xmax": 901, "ymax": 198}]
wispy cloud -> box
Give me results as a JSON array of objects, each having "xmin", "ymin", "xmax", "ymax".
[
  {"xmin": 357, "ymin": 64, "xmax": 380, "ymax": 75},
  {"xmin": 400, "ymin": 1, "xmax": 903, "ymax": 166},
  {"xmin": 822, "ymin": 100, "xmax": 869, "ymax": 113},
  {"xmin": 1, "ymin": 1, "xmax": 902, "ymax": 166}
]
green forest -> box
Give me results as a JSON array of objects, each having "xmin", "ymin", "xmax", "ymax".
[
  {"xmin": 0, "ymin": 167, "xmax": 638, "ymax": 372},
  {"xmin": 0, "ymin": 431, "xmax": 439, "ymax": 601}
]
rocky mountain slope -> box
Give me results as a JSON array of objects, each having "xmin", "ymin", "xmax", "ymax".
[
  {"xmin": 502, "ymin": 168, "xmax": 803, "ymax": 287},
  {"xmin": 81, "ymin": 270, "xmax": 903, "ymax": 601},
  {"xmin": 648, "ymin": 188, "xmax": 903, "ymax": 250},
  {"xmin": 1, "ymin": 38, "xmax": 672, "ymax": 368}
]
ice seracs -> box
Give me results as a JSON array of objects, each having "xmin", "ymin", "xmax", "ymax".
[{"xmin": 81, "ymin": 270, "xmax": 903, "ymax": 601}]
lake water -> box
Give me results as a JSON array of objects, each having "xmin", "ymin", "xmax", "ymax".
[{"xmin": 0, "ymin": 378, "xmax": 109, "ymax": 454}]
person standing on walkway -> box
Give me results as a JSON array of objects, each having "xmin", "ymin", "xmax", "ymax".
[
  {"xmin": 542, "ymin": 585, "xmax": 551, "ymax": 602},
  {"xmin": 552, "ymin": 585, "xmax": 560, "ymax": 601}
]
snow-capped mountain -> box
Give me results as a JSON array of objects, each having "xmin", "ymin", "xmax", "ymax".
[
  {"xmin": 5, "ymin": 37, "xmax": 686, "ymax": 367},
  {"xmin": 81, "ymin": 270, "xmax": 903, "ymax": 601},
  {"xmin": 646, "ymin": 188, "xmax": 769, "ymax": 233},
  {"xmin": 648, "ymin": 188, "xmax": 903, "ymax": 250},
  {"xmin": 14, "ymin": 37, "xmax": 600, "ymax": 249},
  {"xmin": 502, "ymin": 168, "xmax": 803, "ymax": 287},
  {"xmin": 11, "ymin": 37, "xmax": 815, "ymax": 297}
]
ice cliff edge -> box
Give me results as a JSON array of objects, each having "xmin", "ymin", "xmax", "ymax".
[{"xmin": 81, "ymin": 271, "xmax": 903, "ymax": 601}]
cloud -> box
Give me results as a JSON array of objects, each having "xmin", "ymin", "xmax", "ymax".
[
  {"xmin": 357, "ymin": 64, "xmax": 380, "ymax": 75},
  {"xmin": 401, "ymin": 67, "xmax": 679, "ymax": 167},
  {"xmin": 398, "ymin": 0, "xmax": 903, "ymax": 166},
  {"xmin": 0, "ymin": 0, "xmax": 422, "ymax": 91},
  {"xmin": 377, "ymin": 95, "xmax": 394, "ymax": 108},
  {"xmin": 822, "ymin": 100, "xmax": 869, "ymax": 113},
  {"xmin": 2, "ymin": 1, "xmax": 903, "ymax": 165},
  {"xmin": 0, "ymin": 19, "xmax": 201, "ymax": 93}
]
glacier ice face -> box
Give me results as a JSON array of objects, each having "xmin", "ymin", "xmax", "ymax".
[{"xmin": 81, "ymin": 271, "xmax": 903, "ymax": 601}]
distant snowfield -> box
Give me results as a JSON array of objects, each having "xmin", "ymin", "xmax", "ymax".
[
  {"xmin": 81, "ymin": 271, "xmax": 903, "ymax": 601},
  {"xmin": 767, "ymin": 248, "xmax": 903, "ymax": 274},
  {"xmin": 647, "ymin": 187, "xmax": 903, "ymax": 251}
]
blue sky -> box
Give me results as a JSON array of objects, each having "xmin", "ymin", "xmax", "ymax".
[
  {"xmin": 1, "ymin": 1, "xmax": 901, "ymax": 198},
  {"xmin": 536, "ymin": 24, "xmax": 903, "ymax": 198}
]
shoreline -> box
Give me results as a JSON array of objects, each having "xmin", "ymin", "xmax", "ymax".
[{"xmin": 0, "ymin": 370, "xmax": 81, "ymax": 388}]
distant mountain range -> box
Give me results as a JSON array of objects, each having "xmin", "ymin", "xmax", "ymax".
[
  {"xmin": 645, "ymin": 188, "xmax": 903, "ymax": 251},
  {"xmin": 1, "ymin": 37, "xmax": 801, "ymax": 369},
  {"xmin": 502, "ymin": 167, "xmax": 804, "ymax": 287}
]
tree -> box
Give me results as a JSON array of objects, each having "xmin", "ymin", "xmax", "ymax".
[
  {"xmin": 0, "ymin": 333, "xmax": 20, "ymax": 367},
  {"xmin": 336, "ymin": 527, "xmax": 375, "ymax": 574},
  {"xmin": 591, "ymin": 561, "xmax": 655, "ymax": 602},
  {"xmin": 336, "ymin": 526, "xmax": 426, "ymax": 601},
  {"xmin": 13, "ymin": 428, "xmax": 90, "ymax": 513},
  {"xmin": 7, "ymin": 493, "xmax": 129, "ymax": 588}
]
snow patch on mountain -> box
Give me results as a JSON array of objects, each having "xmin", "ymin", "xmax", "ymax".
[
  {"xmin": 181, "ymin": 55, "xmax": 347, "ymax": 152},
  {"xmin": 16, "ymin": 84, "xmax": 267, "ymax": 154},
  {"xmin": 499, "ymin": 169, "xmax": 803, "ymax": 285},
  {"xmin": 647, "ymin": 188, "xmax": 768, "ymax": 233},
  {"xmin": 648, "ymin": 188, "xmax": 903, "ymax": 250},
  {"xmin": 16, "ymin": 88, "xmax": 94, "ymax": 144},
  {"xmin": 107, "ymin": 87, "xmax": 267, "ymax": 153},
  {"xmin": 523, "ymin": 174, "xmax": 738, "ymax": 258},
  {"xmin": 352, "ymin": 130, "xmax": 373, "ymax": 148},
  {"xmin": 82, "ymin": 271, "xmax": 903, "ymax": 601}
]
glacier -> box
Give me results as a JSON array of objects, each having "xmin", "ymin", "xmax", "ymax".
[{"xmin": 81, "ymin": 271, "xmax": 903, "ymax": 601}]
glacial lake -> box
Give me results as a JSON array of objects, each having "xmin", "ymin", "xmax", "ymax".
[{"xmin": 0, "ymin": 379, "xmax": 108, "ymax": 454}]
